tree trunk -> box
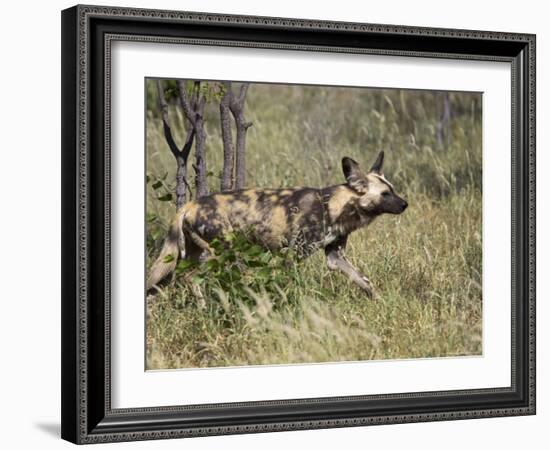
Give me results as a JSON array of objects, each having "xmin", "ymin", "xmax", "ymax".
[
  {"xmin": 174, "ymin": 155, "xmax": 187, "ymax": 209},
  {"xmin": 436, "ymin": 92, "xmax": 452, "ymax": 148},
  {"xmin": 176, "ymin": 80, "xmax": 209, "ymax": 199},
  {"xmin": 229, "ymin": 83, "xmax": 251, "ymax": 190},
  {"xmin": 219, "ymin": 82, "xmax": 235, "ymax": 191},
  {"xmin": 443, "ymin": 92, "xmax": 451, "ymax": 147},
  {"xmin": 194, "ymin": 91, "xmax": 208, "ymax": 198},
  {"xmin": 173, "ymin": 126, "xmax": 195, "ymax": 209},
  {"xmin": 233, "ymin": 111, "xmax": 250, "ymax": 190}
]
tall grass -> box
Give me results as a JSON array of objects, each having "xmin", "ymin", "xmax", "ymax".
[{"xmin": 145, "ymin": 82, "xmax": 482, "ymax": 369}]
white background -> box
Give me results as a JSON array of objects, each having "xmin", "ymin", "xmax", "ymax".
[
  {"xmin": 0, "ymin": 0, "xmax": 546, "ymax": 449},
  {"xmin": 112, "ymin": 43, "xmax": 511, "ymax": 408}
]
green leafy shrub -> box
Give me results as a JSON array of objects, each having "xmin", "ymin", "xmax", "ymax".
[{"xmin": 175, "ymin": 232, "xmax": 302, "ymax": 306}]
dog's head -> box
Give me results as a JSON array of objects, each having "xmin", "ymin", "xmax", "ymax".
[{"xmin": 342, "ymin": 152, "xmax": 408, "ymax": 215}]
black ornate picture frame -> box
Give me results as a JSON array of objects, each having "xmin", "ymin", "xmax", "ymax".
[{"xmin": 61, "ymin": 4, "xmax": 536, "ymax": 444}]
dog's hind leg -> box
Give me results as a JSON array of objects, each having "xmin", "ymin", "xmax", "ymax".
[
  {"xmin": 324, "ymin": 237, "xmax": 375, "ymax": 299},
  {"xmin": 183, "ymin": 225, "xmax": 214, "ymax": 257},
  {"xmin": 179, "ymin": 236, "xmax": 209, "ymax": 308}
]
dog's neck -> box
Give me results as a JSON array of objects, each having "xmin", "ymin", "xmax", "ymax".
[{"xmin": 331, "ymin": 199, "xmax": 378, "ymax": 237}]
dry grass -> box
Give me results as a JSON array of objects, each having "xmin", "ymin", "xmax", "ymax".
[{"xmin": 145, "ymin": 82, "xmax": 482, "ymax": 369}]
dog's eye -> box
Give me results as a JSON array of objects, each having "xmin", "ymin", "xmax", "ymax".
[{"xmin": 382, "ymin": 191, "xmax": 391, "ymax": 197}]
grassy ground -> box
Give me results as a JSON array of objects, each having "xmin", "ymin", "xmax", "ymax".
[{"xmin": 145, "ymin": 82, "xmax": 482, "ymax": 369}]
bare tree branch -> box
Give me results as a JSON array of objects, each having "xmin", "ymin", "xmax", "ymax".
[
  {"xmin": 156, "ymin": 80, "xmax": 180, "ymax": 160},
  {"xmin": 173, "ymin": 80, "xmax": 209, "ymax": 199},
  {"xmin": 156, "ymin": 80, "xmax": 196, "ymax": 209},
  {"xmin": 181, "ymin": 127, "xmax": 195, "ymax": 161},
  {"xmin": 177, "ymin": 79, "xmax": 197, "ymax": 127},
  {"xmin": 236, "ymin": 83, "xmax": 249, "ymax": 106}
]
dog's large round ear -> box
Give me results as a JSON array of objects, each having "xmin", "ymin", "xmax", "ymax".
[
  {"xmin": 369, "ymin": 151, "xmax": 385, "ymax": 174},
  {"xmin": 342, "ymin": 157, "xmax": 368, "ymax": 193},
  {"xmin": 342, "ymin": 157, "xmax": 360, "ymax": 180}
]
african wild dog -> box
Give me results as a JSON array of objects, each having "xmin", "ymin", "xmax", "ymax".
[{"xmin": 147, "ymin": 151, "xmax": 407, "ymax": 298}]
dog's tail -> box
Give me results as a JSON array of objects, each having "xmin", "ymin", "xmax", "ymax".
[{"xmin": 147, "ymin": 212, "xmax": 184, "ymax": 291}]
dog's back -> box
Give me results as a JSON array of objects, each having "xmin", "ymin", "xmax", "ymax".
[{"xmin": 180, "ymin": 185, "xmax": 366, "ymax": 254}]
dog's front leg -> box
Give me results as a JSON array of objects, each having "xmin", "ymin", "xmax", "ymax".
[{"xmin": 324, "ymin": 238, "xmax": 375, "ymax": 299}]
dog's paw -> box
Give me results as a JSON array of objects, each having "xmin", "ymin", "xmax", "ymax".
[{"xmin": 360, "ymin": 277, "xmax": 378, "ymax": 300}]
